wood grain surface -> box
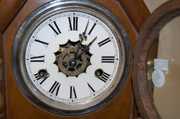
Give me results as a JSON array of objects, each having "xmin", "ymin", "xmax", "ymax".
[
  {"xmin": 134, "ymin": 0, "xmax": 180, "ymax": 119},
  {"xmin": 1, "ymin": 0, "xmax": 150, "ymax": 119},
  {"xmin": 118, "ymin": 0, "xmax": 150, "ymax": 33},
  {"xmin": 0, "ymin": 0, "xmax": 26, "ymax": 33},
  {"xmin": 0, "ymin": 33, "xmax": 5, "ymax": 119}
]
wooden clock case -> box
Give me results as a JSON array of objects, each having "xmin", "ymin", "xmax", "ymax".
[{"xmin": 0, "ymin": 0, "xmax": 150, "ymax": 119}]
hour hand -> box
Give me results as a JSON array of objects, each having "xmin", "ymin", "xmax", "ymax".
[
  {"xmin": 87, "ymin": 36, "xmax": 97, "ymax": 48},
  {"xmin": 83, "ymin": 36, "xmax": 97, "ymax": 54}
]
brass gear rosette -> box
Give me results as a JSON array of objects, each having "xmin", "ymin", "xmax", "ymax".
[{"xmin": 54, "ymin": 40, "xmax": 92, "ymax": 77}]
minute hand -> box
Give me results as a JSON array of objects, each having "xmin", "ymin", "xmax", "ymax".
[{"xmin": 87, "ymin": 36, "xmax": 97, "ymax": 48}]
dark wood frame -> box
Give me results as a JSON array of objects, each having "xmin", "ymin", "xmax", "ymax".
[
  {"xmin": 0, "ymin": 1, "xmax": 27, "ymax": 119},
  {"xmin": 0, "ymin": 0, "xmax": 27, "ymax": 33},
  {"xmin": 134, "ymin": 0, "xmax": 180, "ymax": 119},
  {"xmin": 0, "ymin": 33, "xmax": 5, "ymax": 119}
]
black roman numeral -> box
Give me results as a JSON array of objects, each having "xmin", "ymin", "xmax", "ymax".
[
  {"xmin": 88, "ymin": 23, "xmax": 96, "ymax": 35},
  {"xmin": 95, "ymin": 69, "xmax": 110, "ymax": 83},
  {"xmin": 70, "ymin": 86, "xmax": 77, "ymax": 99},
  {"xmin": 102, "ymin": 56, "xmax": 115, "ymax": 63},
  {"xmin": 49, "ymin": 81, "xmax": 61, "ymax": 96},
  {"xmin": 35, "ymin": 39, "xmax": 49, "ymax": 46},
  {"xmin": 87, "ymin": 83, "xmax": 95, "ymax": 93},
  {"xmin": 98, "ymin": 37, "xmax": 111, "ymax": 47},
  {"xmin": 68, "ymin": 16, "xmax": 78, "ymax": 31},
  {"xmin": 82, "ymin": 21, "xmax": 96, "ymax": 36},
  {"xmin": 34, "ymin": 69, "xmax": 49, "ymax": 84},
  {"xmin": 30, "ymin": 56, "xmax": 45, "ymax": 62},
  {"xmin": 99, "ymin": 72, "xmax": 110, "ymax": 83},
  {"xmin": 49, "ymin": 21, "xmax": 61, "ymax": 35}
]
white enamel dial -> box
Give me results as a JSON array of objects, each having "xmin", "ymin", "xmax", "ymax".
[
  {"xmin": 13, "ymin": 1, "xmax": 129, "ymax": 115},
  {"xmin": 26, "ymin": 11, "xmax": 120, "ymax": 103}
]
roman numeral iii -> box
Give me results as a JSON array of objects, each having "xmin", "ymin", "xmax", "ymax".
[{"xmin": 102, "ymin": 56, "xmax": 115, "ymax": 63}]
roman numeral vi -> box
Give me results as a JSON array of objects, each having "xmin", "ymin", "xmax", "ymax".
[{"xmin": 70, "ymin": 86, "xmax": 77, "ymax": 99}]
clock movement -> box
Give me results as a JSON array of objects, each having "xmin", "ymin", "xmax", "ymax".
[{"xmin": 0, "ymin": 0, "xmax": 150, "ymax": 119}]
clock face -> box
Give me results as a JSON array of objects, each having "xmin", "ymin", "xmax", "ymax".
[
  {"xmin": 13, "ymin": 0, "xmax": 130, "ymax": 116},
  {"xmin": 26, "ymin": 11, "xmax": 120, "ymax": 103}
]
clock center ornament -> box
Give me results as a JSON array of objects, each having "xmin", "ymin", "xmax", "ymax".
[{"xmin": 54, "ymin": 35, "xmax": 95, "ymax": 77}]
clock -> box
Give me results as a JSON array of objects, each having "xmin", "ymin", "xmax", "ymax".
[{"xmin": 13, "ymin": 0, "xmax": 130, "ymax": 116}]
